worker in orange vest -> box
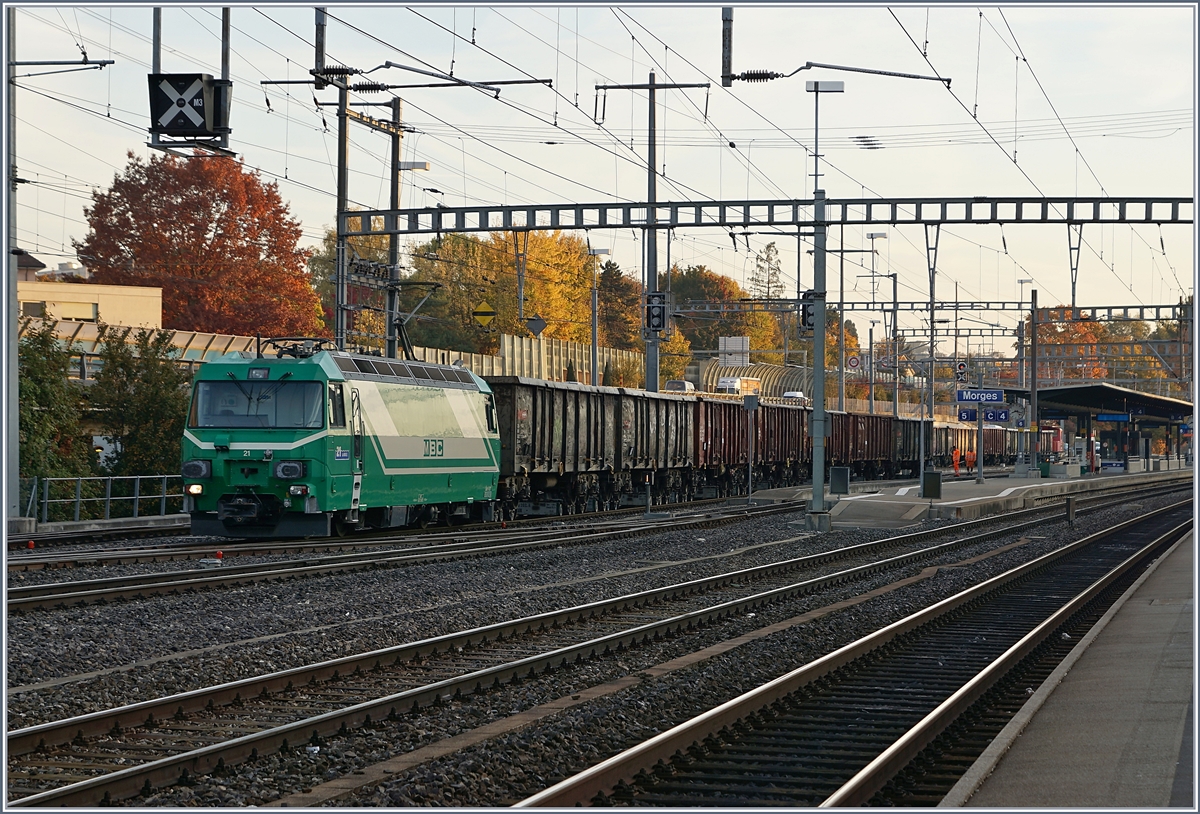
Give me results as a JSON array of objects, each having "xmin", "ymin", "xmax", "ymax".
[
  {"xmin": 952, "ymin": 446, "xmax": 961, "ymax": 477},
  {"xmin": 965, "ymin": 448, "xmax": 977, "ymax": 476}
]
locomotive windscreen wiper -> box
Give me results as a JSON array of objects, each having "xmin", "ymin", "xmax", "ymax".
[
  {"xmin": 226, "ymin": 372, "xmax": 253, "ymax": 410},
  {"xmin": 254, "ymin": 372, "xmax": 293, "ymax": 406}
]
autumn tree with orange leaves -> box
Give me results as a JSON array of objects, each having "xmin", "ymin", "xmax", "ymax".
[{"xmin": 76, "ymin": 152, "xmax": 324, "ymax": 337}]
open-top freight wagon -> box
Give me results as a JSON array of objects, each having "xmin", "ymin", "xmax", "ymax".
[{"xmin": 181, "ymin": 346, "xmax": 1041, "ymax": 537}]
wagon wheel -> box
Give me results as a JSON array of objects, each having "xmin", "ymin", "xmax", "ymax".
[{"xmin": 445, "ymin": 503, "xmax": 468, "ymax": 526}]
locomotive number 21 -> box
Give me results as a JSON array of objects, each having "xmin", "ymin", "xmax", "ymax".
[{"xmin": 423, "ymin": 439, "xmax": 445, "ymax": 457}]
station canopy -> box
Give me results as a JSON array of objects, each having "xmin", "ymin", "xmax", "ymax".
[{"xmin": 1001, "ymin": 382, "xmax": 1193, "ymax": 424}]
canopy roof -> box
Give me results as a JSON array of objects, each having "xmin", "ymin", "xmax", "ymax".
[{"xmin": 1001, "ymin": 382, "xmax": 1192, "ymax": 423}]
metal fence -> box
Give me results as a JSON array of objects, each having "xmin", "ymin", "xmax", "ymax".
[
  {"xmin": 28, "ymin": 475, "xmax": 185, "ymax": 524},
  {"xmin": 67, "ymin": 352, "xmax": 202, "ymax": 382}
]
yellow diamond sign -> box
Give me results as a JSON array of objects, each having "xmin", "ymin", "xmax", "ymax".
[{"xmin": 473, "ymin": 301, "xmax": 496, "ymax": 327}]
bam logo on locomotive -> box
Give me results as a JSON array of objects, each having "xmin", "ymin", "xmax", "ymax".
[{"xmin": 423, "ymin": 439, "xmax": 445, "ymax": 457}]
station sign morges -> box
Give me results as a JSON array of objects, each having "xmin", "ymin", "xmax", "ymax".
[
  {"xmin": 956, "ymin": 389, "xmax": 1005, "ymax": 403},
  {"xmin": 1096, "ymin": 413, "xmax": 1131, "ymax": 422}
]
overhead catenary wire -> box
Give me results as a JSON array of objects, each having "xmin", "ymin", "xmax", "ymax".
[{"xmin": 887, "ymin": 7, "xmax": 1146, "ymax": 306}]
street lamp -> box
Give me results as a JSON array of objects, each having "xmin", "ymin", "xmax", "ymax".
[
  {"xmin": 1017, "ymin": 278, "xmax": 1033, "ymax": 307},
  {"xmin": 728, "ymin": 60, "xmax": 947, "ymax": 529},
  {"xmin": 804, "ymin": 78, "xmax": 842, "ymax": 529},
  {"xmin": 838, "ymin": 231, "xmax": 887, "ymax": 412},
  {"xmin": 868, "ymin": 319, "xmax": 879, "ymax": 414},
  {"xmin": 864, "ymin": 231, "xmax": 887, "ymax": 418},
  {"xmin": 588, "ymin": 248, "xmax": 610, "ymax": 386},
  {"xmin": 916, "ymin": 317, "xmax": 950, "ymax": 491},
  {"xmin": 1015, "ymin": 277, "xmax": 1033, "ymax": 466},
  {"xmin": 866, "ymin": 232, "xmax": 887, "ymax": 302}
]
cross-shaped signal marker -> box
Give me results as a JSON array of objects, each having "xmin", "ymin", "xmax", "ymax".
[{"xmin": 158, "ymin": 78, "xmax": 206, "ymax": 127}]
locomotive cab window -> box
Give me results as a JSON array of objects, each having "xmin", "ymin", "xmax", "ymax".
[
  {"xmin": 189, "ymin": 380, "xmax": 325, "ymax": 429},
  {"xmin": 328, "ymin": 383, "xmax": 346, "ymax": 428},
  {"xmin": 484, "ymin": 394, "xmax": 497, "ymax": 433}
]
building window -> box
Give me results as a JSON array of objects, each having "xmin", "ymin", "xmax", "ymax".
[
  {"xmin": 19, "ymin": 301, "xmax": 45, "ymax": 318},
  {"xmin": 54, "ymin": 302, "xmax": 99, "ymax": 322}
]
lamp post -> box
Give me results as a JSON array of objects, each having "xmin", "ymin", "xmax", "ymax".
[
  {"xmin": 866, "ymin": 232, "xmax": 887, "ymax": 300},
  {"xmin": 1016, "ymin": 278, "xmax": 1033, "ymax": 467},
  {"xmin": 916, "ymin": 318, "xmax": 950, "ymax": 489},
  {"xmin": 887, "ymin": 272, "xmax": 899, "ymax": 417},
  {"xmin": 864, "ymin": 232, "xmax": 886, "ymax": 416},
  {"xmin": 726, "ymin": 61, "xmax": 947, "ymax": 528},
  {"xmin": 806, "ymin": 78, "xmax": 843, "ymax": 530},
  {"xmin": 838, "ymin": 231, "xmax": 886, "ymax": 411},
  {"xmin": 868, "ymin": 319, "xmax": 879, "ymax": 414},
  {"xmin": 1017, "ymin": 277, "xmax": 1033, "ymax": 307},
  {"xmin": 588, "ymin": 248, "xmax": 609, "ymax": 386}
]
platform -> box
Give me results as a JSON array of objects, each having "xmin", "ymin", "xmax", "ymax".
[
  {"xmin": 942, "ymin": 530, "xmax": 1193, "ymax": 807},
  {"xmin": 751, "ymin": 467, "xmax": 1193, "ymax": 530}
]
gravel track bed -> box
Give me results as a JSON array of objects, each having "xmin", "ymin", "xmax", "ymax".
[
  {"xmin": 6, "ymin": 511, "xmax": 735, "ymax": 586},
  {"xmin": 8, "ymin": 531, "xmax": 523, "ymax": 587},
  {"xmin": 5, "ymin": 509, "xmax": 981, "ymax": 729},
  {"xmin": 108, "ymin": 495, "xmax": 1184, "ymax": 807}
]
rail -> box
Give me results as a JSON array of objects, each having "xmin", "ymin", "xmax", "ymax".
[{"xmin": 30, "ymin": 475, "xmax": 185, "ymax": 524}]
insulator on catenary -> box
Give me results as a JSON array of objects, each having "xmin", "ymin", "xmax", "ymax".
[
  {"xmin": 321, "ymin": 65, "xmax": 359, "ymax": 77},
  {"xmin": 737, "ymin": 70, "xmax": 781, "ymax": 82},
  {"xmin": 352, "ymin": 82, "xmax": 389, "ymax": 93}
]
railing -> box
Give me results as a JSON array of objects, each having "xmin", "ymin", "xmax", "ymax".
[
  {"xmin": 66, "ymin": 352, "xmax": 202, "ymax": 382},
  {"xmin": 28, "ymin": 475, "xmax": 185, "ymax": 524}
]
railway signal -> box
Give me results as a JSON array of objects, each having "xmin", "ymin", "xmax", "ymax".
[
  {"xmin": 800, "ymin": 291, "xmax": 817, "ymax": 332},
  {"xmin": 646, "ymin": 292, "xmax": 668, "ymax": 332},
  {"xmin": 955, "ymin": 360, "xmax": 968, "ymax": 383}
]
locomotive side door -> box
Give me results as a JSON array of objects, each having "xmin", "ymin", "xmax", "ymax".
[{"xmin": 350, "ymin": 387, "xmax": 364, "ymax": 516}]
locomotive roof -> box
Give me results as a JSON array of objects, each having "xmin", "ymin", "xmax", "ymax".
[{"xmin": 195, "ymin": 350, "xmax": 487, "ymax": 392}]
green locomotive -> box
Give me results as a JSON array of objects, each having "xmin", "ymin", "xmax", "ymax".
[{"xmin": 182, "ymin": 340, "xmax": 501, "ymax": 537}]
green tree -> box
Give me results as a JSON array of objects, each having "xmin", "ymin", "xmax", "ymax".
[
  {"xmin": 668, "ymin": 264, "xmax": 782, "ymax": 363},
  {"xmin": 308, "ymin": 223, "xmax": 394, "ymax": 329},
  {"xmin": 18, "ymin": 319, "xmax": 92, "ymax": 479},
  {"xmin": 597, "ymin": 260, "xmax": 643, "ymax": 351},
  {"xmin": 90, "ymin": 324, "xmax": 191, "ymax": 476},
  {"xmin": 748, "ymin": 242, "xmax": 784, "ymax": 299},
  {"xmin": 658, "ymin": 329, "xmax": 693, "ymax": 385}
]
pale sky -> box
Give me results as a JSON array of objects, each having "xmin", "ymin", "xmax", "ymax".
[{"xmin": 9, "ymin": 3, "xmax": 1197, "ymax": 354}]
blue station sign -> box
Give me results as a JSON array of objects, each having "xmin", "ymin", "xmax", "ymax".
[
  {"xmin": 960, "ymin": 406, "xmax": 1011, "ymax": 422},
  {"xmin": 956, "ymin": 389, "xmax": 1005, "ymax": 403},
  {"xmin": 1096, "ymin": 413, "xmax": 1131, "ymax": 422}
]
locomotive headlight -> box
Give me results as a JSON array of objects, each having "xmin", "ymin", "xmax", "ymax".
[
  {"xmin": 185, "ymin": 483, "xmax": 204, "ymax": 496},
  {"xmin": 288, "ymin": 484, "xmax": 310, "ymax": 496},
  {"xmin": 181, "ymin": 459, "xmax": 212, "ymax": 479},
  {"xmin": 274, "ymin": 460, "xmax": 306, "ymax": 479}
]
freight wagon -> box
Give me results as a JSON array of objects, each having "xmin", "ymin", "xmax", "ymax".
[{"xmin": 182, "ymin": 345, "xmax": 1035, "ymax": 537}]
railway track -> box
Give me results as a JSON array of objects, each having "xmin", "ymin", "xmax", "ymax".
[
  {"xmin": 8, "ymin": 494, "xmax": 752, "ymax": 566},
  {"xmin": 6, "ymin": 500, "xmax": 798, "ymax": 611},
  {"xmin": 515, "ymin": 501, "xmax": 1192, "ymax": 807},
  {"xmin": 6, "ymin": 491, "xmax": 1188, "ymax": 806},
  {"xmin": 8, "ymin": 478, "xmax": 1190, "ymax": 612},
  {"xmin": 10, "ymin": 468, "xmax": 1019, "ymax": 556}
]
